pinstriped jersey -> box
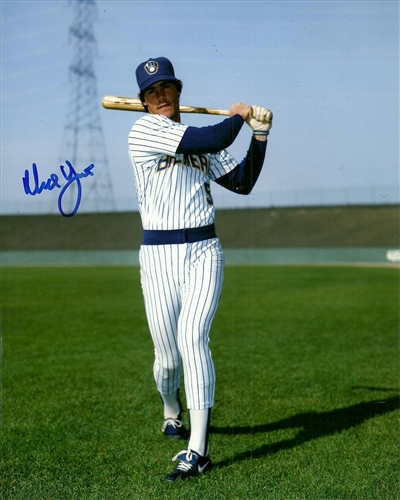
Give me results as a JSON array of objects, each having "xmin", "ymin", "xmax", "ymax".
[{"xmin": 128, "ymin": 114, "xmax": 238, "ymax": 230}]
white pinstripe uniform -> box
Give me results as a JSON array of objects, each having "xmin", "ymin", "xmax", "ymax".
[{"xmin": 128, "ymin": 114, "xmax": 238, "ymax": 410}]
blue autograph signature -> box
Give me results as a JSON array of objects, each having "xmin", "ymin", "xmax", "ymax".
[{"xmin": 22, "ymin": 161, "xmax": 95, "ymax": 217}]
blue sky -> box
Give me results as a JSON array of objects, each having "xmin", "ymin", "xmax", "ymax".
[{"xmin": 1, "ymin": 0, "xmax": 399, "ymax": 214}]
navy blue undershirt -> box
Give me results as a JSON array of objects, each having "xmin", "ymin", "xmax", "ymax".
[
  {"xmin": 215, "ymin": 136, "xmax": 267, "ymax": 195},
  {"xmin": 176, "ymin": 114, "xmax": 267, "ymax": 194},
  {"xmin": 177, "ymin": 114, "xmax": 245, "ymax": 154}
]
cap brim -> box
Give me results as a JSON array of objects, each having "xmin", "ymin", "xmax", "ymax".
[{"xmin": 140, "ymin": 74, "xmax": 178, "ymax": 92}]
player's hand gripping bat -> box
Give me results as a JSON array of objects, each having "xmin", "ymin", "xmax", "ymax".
[{"xmin": 102, "ymin": 95, "xmax": 230, "ymax": 116}]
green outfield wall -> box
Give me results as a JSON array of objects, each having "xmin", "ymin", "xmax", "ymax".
[{"xmin": 1, "ymin": 206, "xmax": 399, "ymax": 265}]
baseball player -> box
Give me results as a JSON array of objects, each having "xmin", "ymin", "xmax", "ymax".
[{"xmin": 128, "ymin": 56, "xmax": 272, "ymax": 482}]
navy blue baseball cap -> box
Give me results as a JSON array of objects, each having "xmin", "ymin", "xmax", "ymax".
[{"xmin": 136, "ymin": 57, "xmax": 178, "ymax": 92}]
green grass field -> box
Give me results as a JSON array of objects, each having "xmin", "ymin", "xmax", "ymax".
[{"xmin": 1, "ymin": 265, "xmax": 399, "ymax": 500}]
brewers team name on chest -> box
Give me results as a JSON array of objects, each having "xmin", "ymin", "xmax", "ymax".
[{"xmin": 156, "ymin": 153, "xmax": 209, "ymax": 174}]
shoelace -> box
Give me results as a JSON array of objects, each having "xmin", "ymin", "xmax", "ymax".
[
  {"xmin": 161, "ymin": 418, "xmax": 182, "ymax": 432},
  {"xmin": 172, "ymin": 450, "xmax": 195, "ymax": 471}
]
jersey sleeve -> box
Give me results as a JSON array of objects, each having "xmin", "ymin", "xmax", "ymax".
[
  {"xmin": 129, "ymin": 114, "xmax": 188, "ymax": 158},
  {"xmin": 208, "ymin": 149, "xmax": 239, "ymax": 180}
]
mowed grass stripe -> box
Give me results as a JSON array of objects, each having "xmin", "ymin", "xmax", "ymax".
[{"xmin": 1, "ymin": 266, "xmax": 399, "ymax": 500}]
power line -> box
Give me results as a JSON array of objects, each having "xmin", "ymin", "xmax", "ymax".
[{"xmin": 59, "ymin": 0, "xmax": 116, "ymax": 214}]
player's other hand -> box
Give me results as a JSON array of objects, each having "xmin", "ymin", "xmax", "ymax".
[
  {"xmin": 246, "ymin": 106, "xmax": 273, "ymax": 134},
  {"xmin": 229, "ymin": 102, "xmax": 251, "ymax": 121}
]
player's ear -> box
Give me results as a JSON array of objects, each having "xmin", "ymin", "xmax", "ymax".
[
  {"xmin": 138, "ymin": 92, "xmax": 149, "ymax": 112},
  {"xmin": 175, "ymin": 80, "xmax": 183, "ymax": 99}
]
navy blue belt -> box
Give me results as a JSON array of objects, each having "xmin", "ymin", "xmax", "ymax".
[{"xmin": 142, "ymin": 224, "xmax": 217, "ymax": 245}]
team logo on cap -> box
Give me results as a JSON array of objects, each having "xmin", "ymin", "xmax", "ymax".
[{"xmin": 144, "ymin": 60, "xmax": 158, "ymax": 75}]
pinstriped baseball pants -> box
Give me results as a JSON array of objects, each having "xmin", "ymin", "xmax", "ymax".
[{"xmin": 139, "ymin": 238, "xmax": 224, "ymax": 410}]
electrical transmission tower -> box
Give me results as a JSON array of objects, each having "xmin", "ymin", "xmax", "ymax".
[{"xmin": 60, "ymin": 0, "xmax": 116, "ymax": 214}]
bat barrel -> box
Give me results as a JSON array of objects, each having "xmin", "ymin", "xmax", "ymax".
[
  {"xmin": 102, "ymin": 96, "xmax": 145, "ymax": 112},
  {"xmin": 102, "ymin": 95, "xmax": 229, "ymax": 116}
]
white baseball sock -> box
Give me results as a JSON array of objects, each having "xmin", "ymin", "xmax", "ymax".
[
  {"xmin": 188, "ymin": 408, "xmax": 211, "ymax": 457},
  {"xmin": 160, "ymin": 390, "xmax": 181, "ymax": 419}
]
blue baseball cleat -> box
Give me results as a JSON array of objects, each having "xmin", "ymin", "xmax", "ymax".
[
  {"xmin": 164, "ymin": 449, "xmax": 212, "ymax": 482},
  {"xmin": 161, "ymin": 417, "xmax": 188, "ymax": 440}
]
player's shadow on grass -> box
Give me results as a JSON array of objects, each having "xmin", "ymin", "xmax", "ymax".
[{"xmin": 210, "ymin": 393, "xmax": 399, "ymax": 468}]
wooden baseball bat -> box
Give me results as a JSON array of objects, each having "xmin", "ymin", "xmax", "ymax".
[{"xmin": 102, "ymin": 95, "xmax": 230, "ymax": 116}]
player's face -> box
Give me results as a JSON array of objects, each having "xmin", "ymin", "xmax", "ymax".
[{"xmin": 143, "ymin": 81, "xmax": 181, "ymax": 122}]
